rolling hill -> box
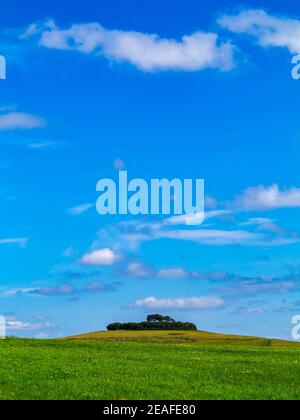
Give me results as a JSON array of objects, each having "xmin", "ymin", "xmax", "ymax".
[
  {"xmin": 1, "ymin": 330, "xmax": 300, "ymax": 400},
  {"xmin": 66, "ymin": 329, "xmax": 300, "ymax": 348}
]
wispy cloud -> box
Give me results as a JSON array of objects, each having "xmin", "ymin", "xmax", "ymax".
[
  {"xmin": 130, "ymin": 295, "xmax": 225, "ymax": 310},
  {"xmin": 33, "ymin": 284, "xmax": 77, "ymax": 297},
  {"xmin": 2, "ymin": 284, "xmax": 76, "ymax": 297},
  {"xmin": 165, "ymin": 209, "xmax": 232, "ymax": 226},
  {"xmin": 219, "ymin": 9, "xmax": 300, "ymax": 54},
  {"xmin": 67, "ymin": 203, "xmax": 94, "ymax": 216},
  {"xmin": 119, "ymin": 260, "xmax": 232, "ymax": 281},
  {"xmin": 2, "ymin": 280, "xmax": 121, "ymax": 298},
  {"xmin": 27, "ymin": 142, "xmax": 56, "ymax": 149},
  {"xmin": 125, "ymin": 262, "xmax": 156, "ymax": 279},
  {"xmin": 231, "ymin": 306, "xmax": 267, "ymax": 316},
  {"xmin": 154, "ymin": 228, "xmax": 268, "ymax": 246},
  {"xmin": 232, "ymin": 184, "xmax": 300, "ymax": 211},
  {"xmin": 2, "ymin": 288, "xmax": 37, "ymax": 297},
  {"xmin": 23, "ymin": 20, "xmax": 235, "ymax": 72},
  {"xmin": 96, "ymin": 217, "xmax": 296, "ymax": 250},
  {"xmin": 92, "ymin": 191, "xmax": 300, "ymax": 252},
  {"xmin": 155, "ymin": 268, "xmax": 228, "ymax": 281},
  {"xmin": 218, "ymin": 275, "xmax": 297, "ymax": 298},
  {"xmin": 5, "ymin": 315, "xmax": 55, "ymax": 332},
  {"xmin": 0, "ymin": 112, "xmax": 46, "ymax": 131},
  {"xmin": 62, "ymin": 247, "xmax": 75, "ymax": 258},
  {"xmin": 157, "ymin": 268, "xmax": 191, "ymax": 280},
  {"xmin": 84, "ymin": 281, "xmax": 121, "ymax": 293},
  {"xmin": 0, "ymin": 238, "xmax": 28, "ymax": 247},
  {"xmin": 121, "ymin": 262, "xmax": 299, "ymax": 303},
  {"xmin": 113, "ymin": 158, "xmax": 125, "ymax": 171}
]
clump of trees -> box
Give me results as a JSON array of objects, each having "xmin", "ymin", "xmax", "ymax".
[
  {"xmin": 107, "ymin": 315, "xmax": 197, "ymax": 331},
  {"xmin": 147, "ymin": 314, "xmax": 176, "ymax": 323}
]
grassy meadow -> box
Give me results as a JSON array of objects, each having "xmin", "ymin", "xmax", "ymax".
[{"xmin": 1, "ymin": 330, "xmax": 300, "ymax": 400}]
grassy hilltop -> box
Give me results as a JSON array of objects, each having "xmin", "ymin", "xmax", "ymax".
[
  {"xmin": 1, "ymin": 330, "xmax": 300, "ymax": 400},
  {"xmin": 67, "ymin": 329, "xmax": 300, "ymax": 347}
]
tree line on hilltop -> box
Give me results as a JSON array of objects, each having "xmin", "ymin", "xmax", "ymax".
[{"xmin": 107, "ymin": 314, "xmax": 197, "ymax": 331}]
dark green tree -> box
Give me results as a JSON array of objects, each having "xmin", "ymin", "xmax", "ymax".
[{"xmin": 147, "ymin": 314, "xmax": 176, "ymax": 322}]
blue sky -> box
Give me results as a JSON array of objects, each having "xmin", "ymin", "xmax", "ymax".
[{"xmin": 1, "ymin": 0, "xmax": 300, "ymax": 339}]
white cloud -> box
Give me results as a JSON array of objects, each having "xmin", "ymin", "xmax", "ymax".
[
  {"xmin": 85, "ymin": 281, "xmax": 117, "ymax": 293},
  {"xmin": 6, "ymin": 319, "xmax": 41, "ymax": 331},
  {"xmin": 2, "ymin": 281, "xmax": 118, "ymax": 298},
  {"xmin": 205, "ymin": 195, "xmax": 219, "ymax": 209},
  {"xmin": 157, "ymin": 268, "xmax": 190, "ymax": 279},
  {"xmin": 219, "ymin": 9, "xmax": 300, "ymax": 53},
  {"xmin": 5, "ymin": 316, "xmax": 55, "ymax": 332},
  {"xmin": 233, "ymin": 184, "xmax": 300, "ymax": 211},
  {"xmin": 126, "ymin": 262, "xmax": 155, "ymax": 279},
  {"xmin": 2, "ymin": 288, "xmax": 37, "ymax": 297},
  {"xmin": 232, "ymin": 306, "xmax": 267, "ymax": 316},
  {"xmin": 24, "ymin": 20, "xmax": 235, "ymax": 72},
  {"xmin": 244, "ymin": 307, "xmax": 266, "ymax": 315},
  {"xmin": 131, "ymin": 295, "xmax": 224, "ymax": 310},
  {"xmin": 91, "ymin": 182, "xmax": 300, "ymax": 253},
  {"xmin": 165, "ymin": 209, "xmax": 232, "ymax": 226},
  {"xmin": 68, "ymin": 203, "xmax": 94, "ymax": 215},
  {"xmin": 220, "ymin": 279, "xmax": 296, "ymax": 297},
  {"xmin": 35, "ymin": 284, "xmax": 76, "ymax": 296},
  {"xmin": 28, "ymin": 142, "xmax": 56, "ymax": 149},
  {"xmin": 62, "ymin": 246, "xmax": 75, "ymax": 257},
  {"xmin": 155, "ymin": 228, "xmax": 267, "ymax": 246},
  {"xmin": 0, "ymin": 112, "xmax": 46, "ymax": 131},
  {"xmin": 95, "ymin": 208, "xmax": 297, "ymax": 251},
  {"xmin": 0, "ymin": 238, "xmax": 28, "ymax": 247},
  {"xmin": 80, "ymin": 248, "xmax": 119, "ymax": 266},
  {"xmin": 2, "ymin": 284, "xmax": 76, "ymax": 297},
  {"xmin": 121, "ymin": 262, "xmax": 230, "ymax": 281},
  {"xmin": 239, "ymin": 217, "xmax": 276, "ymax": 227}
]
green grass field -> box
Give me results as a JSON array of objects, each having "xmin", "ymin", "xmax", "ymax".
[{"xmin": 1, "ymin": 330, "xmax": 300, "ymax": 400}]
